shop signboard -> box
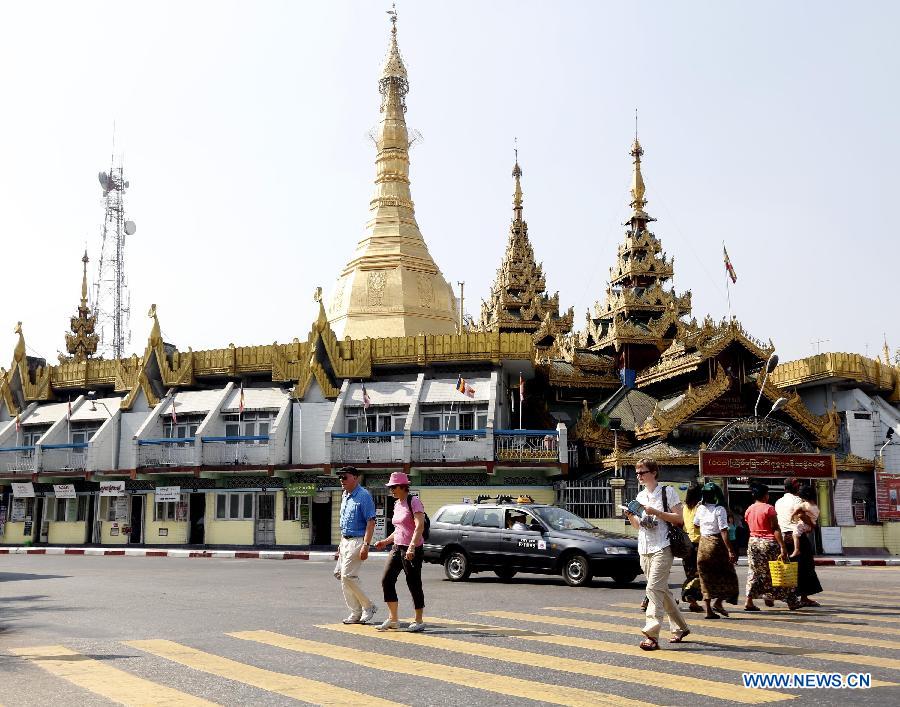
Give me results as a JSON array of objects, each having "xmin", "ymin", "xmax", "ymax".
[
  {"xmin": 114, "ymin": 497, "xmax": 129, "ymax": 521},
  {"xmin": 11, "ymin": 482, "xmax": 35, "ymax": 498},
  {"xmin": 285, "ymin": 483, "xmax": 316, "ymax": 498},
  {"xmin": 155, "ymin": 486, "xmax": 180, "ymax": 503},
  {"xmin": 53, "ymin": 484, "xmax": 76, "ymax": 499},
  {"xmin": 700, "ymin": 451, "xmax": 835, "ymax": 478},
  {"xmin": 99, "ymin": 481, "xmax": 125, "ymax": 496},
  {"xmin": 820, "ymin": 526, "xmax": 843, "ymax": 555},
  {"xmin": 833, "ymin": 478, "xmax": 855, "ymax": 527},
  {"xmin": 875, "ymin": 470, "xmax": 900, "ymax": 522},
  {"xmin": 373, "ymin": 507, "xmax": 386, "ymax": 542}
]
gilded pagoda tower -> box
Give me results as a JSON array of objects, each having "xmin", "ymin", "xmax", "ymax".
[
  {"xmin": 327, "ymin": 12, "xmax": 457, "ymax": 339},
  {"xmin": 63, "ymin": 252, "xmax": 99, "ymax": 363},
  {"xmin": 585, "ymin": 139, "xmax": 691, "ymax": 375},
  {"xmin": 479, "ymin": 158, "xmax": 573, "ymax": 348}
]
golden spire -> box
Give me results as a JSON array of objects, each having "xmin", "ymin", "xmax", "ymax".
[
  {"xmin": 512, "ymin": 143, "xmax": 523, "ymax": 221},
  {"xmin": 327, "ymin": 6, "xmax": 457, "ymax": 338},
  {"xmin": 629, "ymin": 137, "xmax": 647, "ymax": 218},
  {"xmin": 64, "ymin": 251, "xmax": 99, "ymax": 362},
  {"xmin": 884, "ymin": 337, "xmax": 892, "ymax": 366}
]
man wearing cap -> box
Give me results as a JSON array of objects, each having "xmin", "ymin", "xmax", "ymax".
[{"xmin": 335, "ymin": 466, "xmax": 378, "ymax": 624}]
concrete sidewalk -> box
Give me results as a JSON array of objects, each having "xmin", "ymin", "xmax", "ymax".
[{"xmin": 1, "ymin": 545, "xmax": 898, "ymax": 565}]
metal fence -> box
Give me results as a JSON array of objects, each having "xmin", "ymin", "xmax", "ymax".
[
  {"xmin": 331, "ymin": 432, "xmax": 405, "ymax": 464},
  {"xmin": 411, "ymin": 430, "xmax": 490, "ymax": 463},
  {"xmin": 557, "ymin": 480, "xmax": 615, "ymax": 519},
  {"xmin": 137, "ymin": 439, "xmax": 199, "ymax": 468},
  {"xmin": 41, "ymin": 444, "xmax": 88, "ymax": 471},
  {"xmin": 0, "ymin": 447, "xmax": 36, "ymax": 473},
  {"xmin": 494, "ymin": 430, "xmax": 559, "ymax": 462},
  {"xmin": 202, "ymin": 436, "xmax": 270, "ymax": 466}
]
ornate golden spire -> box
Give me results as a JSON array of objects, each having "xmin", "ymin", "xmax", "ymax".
[
  {"xmin": 64, "ymin": 252, "xmax": 99, "ymax": 362},
  {"xmin": 327, "ymin": 8, "xmax": 457, "ymax": 338},
  {"xmin": 629, "ymin": 138, "xmax": 649, "ymax": 219},
  {"xmin": 479, "ymin": 155, "xmax": 573, "ymax": 345}
]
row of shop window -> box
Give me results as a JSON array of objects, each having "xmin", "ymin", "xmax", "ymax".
[{"xmin": 345, "ymin": 404, "xmax": 489, "ymax": 434}]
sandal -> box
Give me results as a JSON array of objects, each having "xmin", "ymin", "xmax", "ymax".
[
  {"xmin": 669, "ymin": 628, "xmax": 691, "ymax": 643},
  {"xmin": 713, "ymin": 605, "xmax": 729, "ymax": 617},
  {"xmin": 800, "ymin": 599, "xmax": 821, "ymax": 607},
  {"xmin": 764, "ymin": 598, "xmax": 775, "ymax": 607},
  {"xmin": 704, "ymin": 613, "xmax": 720, "ymax": 619},
  {"xmin": 744, "ymin": 605, "xmax": 761, "ymax": 612},
  {"xmin": 639, "ymin": 637, "xmax": 659, "ymax": 651},
  {"xmin": 688, "ymin": 604, "xmax": 704, "ymax": 613}
]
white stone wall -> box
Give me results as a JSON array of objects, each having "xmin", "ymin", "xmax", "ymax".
[{"xmin": 298, "ymin": 401, "xmax": 333, "ymax": 464}]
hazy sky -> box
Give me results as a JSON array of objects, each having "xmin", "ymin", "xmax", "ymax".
[{"xmin": 0, "ymin": 1, "xmax": 897, "ymax": 367}]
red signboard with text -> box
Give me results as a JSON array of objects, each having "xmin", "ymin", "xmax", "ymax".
[
  {"xmin": 700, "ymin": 451, "xmax": 835, "ymax": 478},
  {"xmin": 875, "ymin": 470, "xmax": 900, "ymax": 522}
]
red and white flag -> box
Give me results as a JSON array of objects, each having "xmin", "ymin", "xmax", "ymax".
[
  {"xmin": 239, "ymin": 382, "xmax": 245, "ymax": 415},
  {"xmin": 361, "ymin": 383, "xmax": 371, "ymax": 409},
  {"xmin": 519, "ymin": 374, "xmax": 524, "ymax": 402},
  {"xmin": 723, "ymin": 246, "xmax": 737, "ymax": 284},
  {"xmin": 15, "ymin": 413, "xmax": 21, "ymax": 432},
  {"xmin": 456, "ymin": 375, "xmax": 475, "ymax": 399},
  {"xmin": 67, "ymin": 399, "xmax": 73, "ymax": 421},
  {"xmin": 170, "ymin": 394, "xmax": 178, "ymax": 425}
]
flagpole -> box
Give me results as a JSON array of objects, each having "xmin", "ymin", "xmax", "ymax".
[
  {"xmin": 723, "ymin": 240, "xmax": 732, "ymax": 319},
  {"xmin": 518, "ymin": 375, "xmax": 523, "ymax": 431}
]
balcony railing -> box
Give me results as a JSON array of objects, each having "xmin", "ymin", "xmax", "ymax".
[
  {"xmin": 411, "ymin": 430, "xmax": 490, "ymax": 463},
  {"xmin": 137, "ymin": 438, "xmax": 199, "ymax": 468},
  {"xmin": 201, "ymin": 436, "xmax": 270, "ymax": 466},
  {"xmin": 494, "ymin": 430, "xmax": 559, "ymax": 462},
  {"xmin": 40, "ymin": 443, "xmax": 89, "ymax": 472},
  {"xmin": 0, "ymin": 446, "xmax": 37, "ymax": 473},
  {"xmin": 558, "ymin": 480, "xmax": 614, "ymax": 519},
  {"xmin": 331, "ymin": 431, "xmax": 405, "ymax": 464}
]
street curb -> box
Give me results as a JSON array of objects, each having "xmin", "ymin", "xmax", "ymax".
[
  {"xmin": 0, "ymin": 547, "xmax": 389, "ymax": 561},
  {"xmin": 669, "ymin": 556, "xmax": 900, "ymax": 567}
]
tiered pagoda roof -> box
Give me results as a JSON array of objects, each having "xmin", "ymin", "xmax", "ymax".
[
  {"xmin": 62, "ymin": 252, "xmax": 99, "ymax": 363},
  {"xmin": 584, "ymin": 139, "xmax": 691, "ymax": 356},
  {"xmin": 479, "ymin": 159, "xmax": 573, "ymax": 348}
]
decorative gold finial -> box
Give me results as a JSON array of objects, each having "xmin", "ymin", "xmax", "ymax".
[
  {"xmin": 512, "ymin": 138, "xmax": 523, "ymax": 217},
  {"xmin": 629, "ymin": 125, "xmax": 648, "ymax": 219},
  {"xmin": 65, "ymin": 251, "xmax": 99, "ymax": 362},
  {"xmin": 381, "ymin": 1, "xmax": 407, "ymax": 84},
  {"xmin": 883, "ymin": 336, "xmax": 891, "ymax": 366},
  {"xmin": 13, "ymin": 321, "xmax": 25, "ymax": 363},
  {"xmin": 313, "ymin": 286, "xmax": 323, "ymax": 303}
]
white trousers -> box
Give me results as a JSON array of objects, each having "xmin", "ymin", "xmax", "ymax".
[
  {"xmin": 640, "ymin": 547, "xmax": 689, "ymax": 639},
  {"xmin": 335, "ymin": 536, "xmax": 373, "ymax": 616}
]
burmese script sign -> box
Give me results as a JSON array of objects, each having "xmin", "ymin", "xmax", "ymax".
[
  {"xmin": 700, "ymin": 451, "xmax": 835, "ymax": 478},
  {"xmin": 875, "ymin": 470, "xmax": 900, "ymax": 522}
]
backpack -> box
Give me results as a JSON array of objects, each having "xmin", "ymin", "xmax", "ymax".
[{"xmin": 407, "ymin": 495, "xmax": 431, "ymax": 541}]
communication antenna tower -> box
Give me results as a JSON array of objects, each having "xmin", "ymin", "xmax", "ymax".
[{"xmin": 93, "ymin": 155, "xmax": 136, "ymax": 360}]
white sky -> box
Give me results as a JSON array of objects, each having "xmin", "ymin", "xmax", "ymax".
[{"xmin": 0, "ymin": 1, "xmax": 897, "ymax": 366}]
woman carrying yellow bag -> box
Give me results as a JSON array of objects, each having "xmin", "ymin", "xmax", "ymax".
[{"xmin": 743, "ymin": 483, "xmax": 800, "ymax": 611}]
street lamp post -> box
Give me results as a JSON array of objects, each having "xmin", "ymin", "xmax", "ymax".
[{"xmin": 754, "ymin": 352, "xmax": 780, "ymax": 418}]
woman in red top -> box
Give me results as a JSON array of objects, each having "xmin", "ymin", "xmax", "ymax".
[{"xmin": 744, "ymin": 483, "xmax": 799, "ymax": 611}]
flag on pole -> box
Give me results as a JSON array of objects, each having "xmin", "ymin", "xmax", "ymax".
[
  {"xmin": 15, "ymin": 413, "xmax": 21, "ymax": 432},
  {"xmin": 456, "ymin": 375, "xmax": 476, "ymax": 399},
  {"xmin": 361, "ymin": 382, "xmax": 371, "ymax": 409},
  {"xmin": 67, "ymin": 398, "xmax": 73, "ymax": 421},
  {"xmin": 723, "ymin": 246, "xmax": 737, "ymax": 284},
  {"xmin": 519, "ymin": 374, "xmax": 524, "ymax": 402},
  {"xmin": 170, "ymin": 394, "xmax": 178, "ymax": 426},
  {"xmin": 239, "ymin": 382, "xmax": 245, "ymax": 415}
]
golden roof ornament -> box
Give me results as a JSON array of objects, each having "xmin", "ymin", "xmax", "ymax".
[
  {"xmin": 479, "ymin": 152, "xmax": 573, "ymax": 344},
  {"xmin": 64, "ymin": 251, "xmax": 99, "ymax": 362}
]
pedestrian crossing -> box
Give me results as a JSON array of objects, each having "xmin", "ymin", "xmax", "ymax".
[{"xmin": 6, "ymin": 597, "xmax": 900, "ymax": 706}]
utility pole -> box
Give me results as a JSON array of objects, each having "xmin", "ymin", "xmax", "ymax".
[{"xmin": 811, "ymin": 339, "xmax": 829, "ymax": 355}]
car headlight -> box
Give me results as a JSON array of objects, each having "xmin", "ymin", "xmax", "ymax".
[{"xmin": 604, "ymin": 546, "xmax": 633, "ymax": 555}]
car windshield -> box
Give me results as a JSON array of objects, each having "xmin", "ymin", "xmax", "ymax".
[{"xmin": 533, "ymin": 506, "xmax": 595, "ymax": 531}]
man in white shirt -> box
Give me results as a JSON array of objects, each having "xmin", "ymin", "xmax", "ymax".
[{"xmin": 774, "ymin": 479, "xmax": 801, "ymax": 534}]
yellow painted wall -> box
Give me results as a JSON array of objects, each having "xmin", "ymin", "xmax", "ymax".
[
  {"xmin": 275, "ymin": 491, "xmax": 311, "ymax": 546},
  {"xmin": 884, "ymin": 523, "xmax": 900, "ymax": 556},
  {"xmin": 206, "ymin": 518, "xmax": 254, "ymax": 545},
  {"xmin": 591, "ymin": 519, "xmax": 639, "ymax": 537},
  {"xmin": 47, "ymin": 521, "xmax": 88, "ymax": 544},
  {"xmin": 143, "ymin": 492, "xmax": 188, "ymax": 545},
  {"xmin": 99, "ymin": 521, "xmax": 129, "ymax": 545},
  {"xmin": 331, "ymin": 489, "xmax": 342, "ymax": 543},
  {"xmin": 840, "ymin": 525, "xmax": 886, "ymax": 548},
  {"xmin": 0, "ymin": 522, "xmax": 32, "ymax": 545}
]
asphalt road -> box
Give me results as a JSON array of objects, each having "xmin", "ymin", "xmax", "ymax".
[{"xmin": 2, "ymin": 555, "xmax": 900, "ymax": 706}]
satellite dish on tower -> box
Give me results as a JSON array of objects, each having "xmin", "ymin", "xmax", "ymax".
[
  {"xmin": 98, "ymin": 172, "xmax": 110, "ymax": 195},
  {"xmin": 124, "ymin": 221, "xmax": 136, "ymax": 236}
]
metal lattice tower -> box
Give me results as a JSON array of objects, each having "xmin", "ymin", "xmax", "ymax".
[{"xmin": 93, "ymin": 160, "xmax": 136, "ymax": 360}]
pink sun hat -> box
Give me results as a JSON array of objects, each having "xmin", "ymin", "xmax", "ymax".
[{"xmin": 386, "ymin": 471, "xmax": 411, "ymax": 487}]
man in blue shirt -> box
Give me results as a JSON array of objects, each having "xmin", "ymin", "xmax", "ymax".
[{"xmin": 334, "ymin": 466, "xmax": 378, "ymax": 624}]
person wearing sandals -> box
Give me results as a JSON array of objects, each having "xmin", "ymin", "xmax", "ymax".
[
  {"xmin": 373, "ymin": 472, "xmax": 427, "ymax": 633},
  {"xmin": 776, "ymin": 479, "xmax": 824, "ymax": 607},
  {"xmin": 743, "ymin": 482, "xmax": 800, "ymax": 611},
  {"xmin": 694, "ymin": 482, "xmax": 739, "ymax": 619},
  {"xmin": 624, "ymin": 458, "xmax": 691, "ymax": 651},
  {"xmin": 680, "ymin": 483, "xmax": 704, "ymax": 614}
]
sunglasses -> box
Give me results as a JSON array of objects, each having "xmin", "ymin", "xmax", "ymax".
[
  {"xmin": 636, "ymin": 470, "xmax": 652, "ymax": 476},
  {"xmin": 338, "ymin": 475, "xmax": 350, "ymax": 481}
]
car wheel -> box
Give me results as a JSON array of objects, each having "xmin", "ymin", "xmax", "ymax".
[
  {"xmin": 611, "ymin": 572, "xmax": 639, "ymax": 586},
  {"xmin": 493, "ymin": 567, "xmax": 517, "ymax": 581},
  {"xmin": 444, "ymin": 549, "xmax": 471, "ymax": 581},
  {"xmin": 561, "ymin": 552, "xmax": 592, "ymax": 587}
]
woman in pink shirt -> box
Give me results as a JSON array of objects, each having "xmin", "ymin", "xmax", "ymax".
[
  {"xmin": 374, "ymin": 472, "xmax": 427, "ymax": 632},
  {"xmin": 744, "ymin": 482, "xmax": 799, "ymax": 611}
]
